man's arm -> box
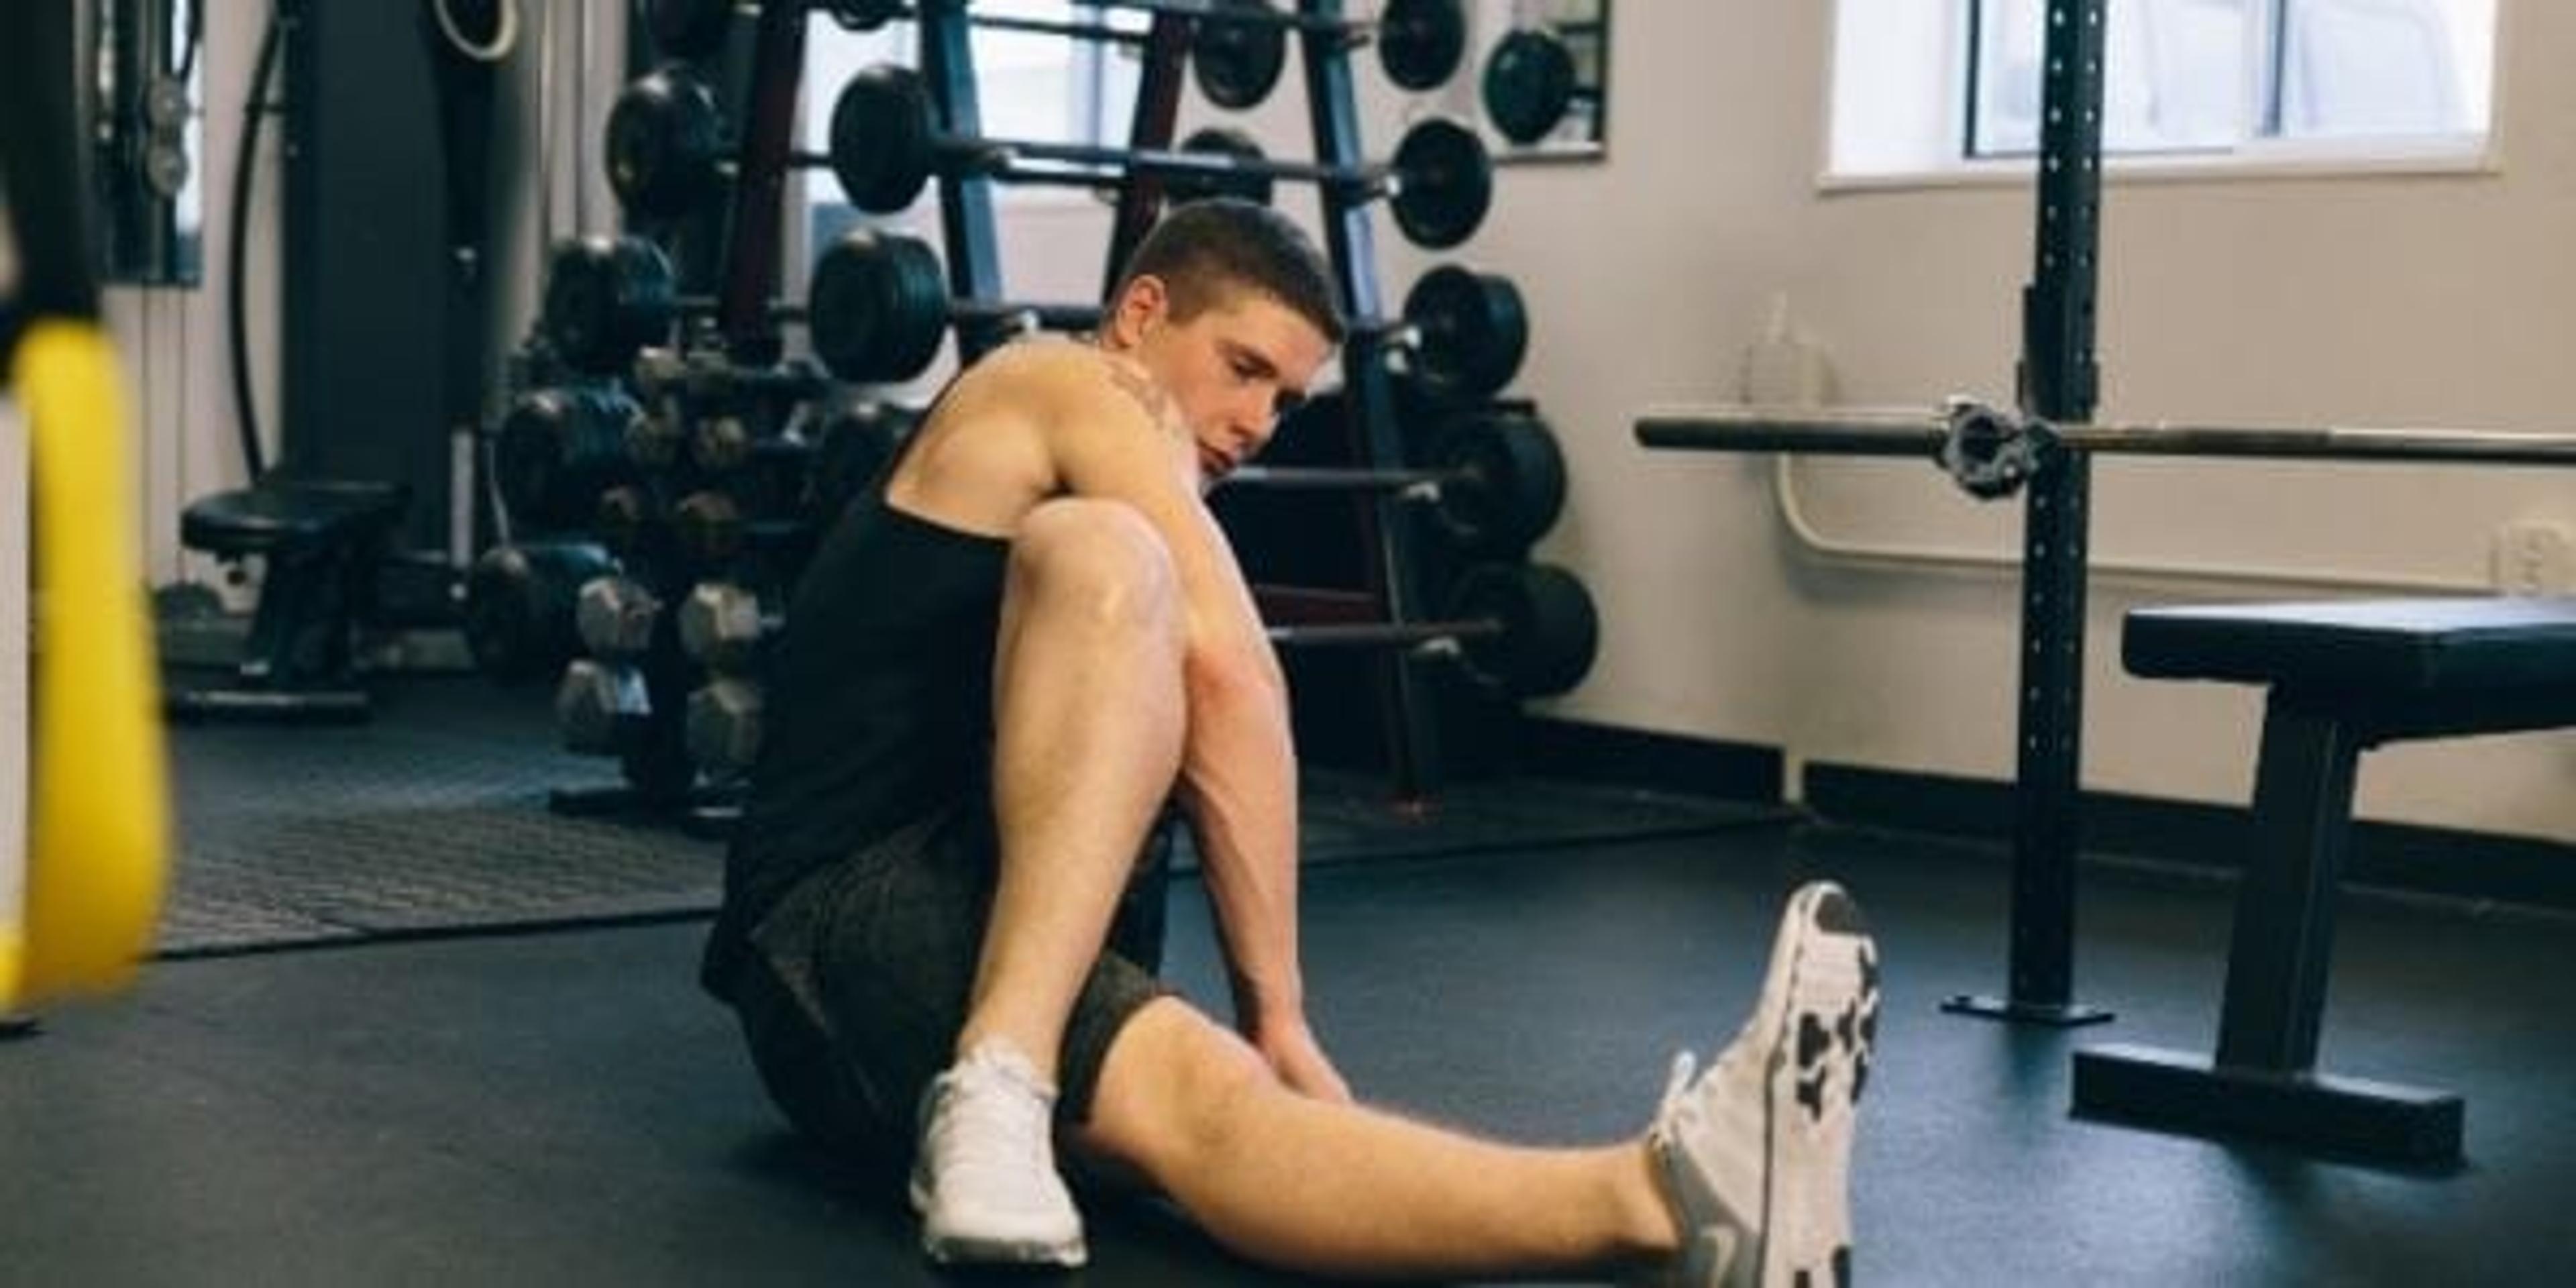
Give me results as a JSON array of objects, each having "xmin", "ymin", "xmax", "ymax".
[{"xmin": 1045, "ymin": 359, "xmax": 1346, "ymax": 1098}]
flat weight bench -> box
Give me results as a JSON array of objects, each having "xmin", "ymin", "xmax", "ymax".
[
  {"xmin": 2072, "ymin": 596, "xmax": 2576, "ymax": 1167},
  {"xmin": 168, "ymin": 478, "xmax": 410, "ymax": 723}
]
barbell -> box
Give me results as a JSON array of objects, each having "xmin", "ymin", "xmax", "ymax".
[
  {"xmin": 1224, "ymin": 409, "xmax": 1565, "ymax": 554},
  {"xmin": 1633, "ymin": 397, "xmax": 2576, "ymax": 501},
  {"xmin": 607, "ymin": 62, "xmax": 1302, "ymax": 227},
  {"xmin": 649, "ymin": 0, "xmax": 1171, "ymax": 61},
  {"xmin": 830, "ymin": 62, "xmax": 1493, "ymax": 248},
  {"xmin": 1266, "ymin": 561, "xmax": 1598, "ymax": 698},
  {"xmin": 807, "ymin": 228, "xmax": 1527, "ymax": 400},
  {"xmin": 816, "ymin": 0, "xmax": 1470, "ymax": 106}
]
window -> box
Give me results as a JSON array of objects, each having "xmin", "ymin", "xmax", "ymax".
[{"xmin": 1833, "ymin": 0, "xmax": 2498, "ymax": 179}]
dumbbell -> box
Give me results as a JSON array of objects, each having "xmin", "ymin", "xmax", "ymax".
[
  {"xmin": 1265, "ymin": 561, "xmax": 1598, "ymax": 698},
  {"xmin": 632, "ymin": 346, "xmax": 833, "ymax": 411},
  {"xmin": 1226, "ymin": 410, "xmax": 1566, "ymax": 555},
  {"xmin": 686, "ymin": 678, "xmax": 764, "ymax": 780},
  {"xmin": 576, "ymin": 574, "xmax": 663, "ymax": 662},
  {"xmin": 808, "ymin": 229, "xmax": 1527, "ymax": 402},
  {"xmin": 464, "ymin": 541, "xmax": 617, "ymax": 684},
  {"xmin": 831, "ymin": 62, "xmax": 1493, "ymax": 248},
  {"xmin": 542, "ymin": 234, "xmax": 820, "ymax": 376},
  {"xmin": 555, "ymin": 658, "xmax": 652, "ymax": 755},
  {"xmin": 594, "ymin": 484, "xmax": 657, "ymax": 559},
  {"xmin": 678, "ymin": 581, "xmax": 780, "ymax": 674},
  {"xmin": 673, "ymin": 488, "xmax": 814, "ymax": 570},
  {"xmin": 493, "ymin": 386, "xmax": 643, "ymax": 531}
]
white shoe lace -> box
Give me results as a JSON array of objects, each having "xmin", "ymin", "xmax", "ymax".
[{"xmin": 1653, "ymin": 1050, "xmax": 1702, "ymax": 1141}]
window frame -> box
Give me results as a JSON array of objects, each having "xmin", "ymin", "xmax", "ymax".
[{"xmin": 1821, "ymin": 0, "xmax": 2508, "ymax": 191}]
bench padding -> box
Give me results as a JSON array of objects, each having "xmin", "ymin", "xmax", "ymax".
[{"xmin": 2125, "ymin": 596, "xmax": 2576, "ymax": 694}]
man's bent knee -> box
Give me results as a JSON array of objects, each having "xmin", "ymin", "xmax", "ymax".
[
  {"xmin": 1010, "ymin": 500, "xmax": 1180, "ymax": 633},
  {"xmin": 1073, "ymin": 998, "xmax": 1278, "ymax": 1182}
]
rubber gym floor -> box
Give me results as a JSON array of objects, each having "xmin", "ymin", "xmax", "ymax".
[{"xmin": 6, "ymin": 675, "xmax": 2572, "ymax": 1285}]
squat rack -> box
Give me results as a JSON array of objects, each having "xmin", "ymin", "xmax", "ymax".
[{"xmin": 1638, "ymin": 0, "xmax": 2576, "ymax": 1026}]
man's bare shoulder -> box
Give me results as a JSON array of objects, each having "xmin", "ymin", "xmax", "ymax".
[{"xmin": 962, "ymin": 339, "xmax": 1176, "ymax": 429}]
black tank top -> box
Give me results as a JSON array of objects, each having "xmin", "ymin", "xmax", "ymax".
[{"xmin": 699, "ymin": 452, "xmax": 1010, "ymax": 1000}]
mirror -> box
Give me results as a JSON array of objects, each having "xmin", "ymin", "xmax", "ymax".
[{"xmin": 1438, "ymin": 0, "xmax": 1609, "ymax": 162}]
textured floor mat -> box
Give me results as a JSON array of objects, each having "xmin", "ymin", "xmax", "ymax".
[
  {"xmin": 161, "ymin": 678, "xmax": 723, "ymax": 957},
  {"xmin": 162, "ymin": 676, "xmax": 1782, "ymax": 955}
]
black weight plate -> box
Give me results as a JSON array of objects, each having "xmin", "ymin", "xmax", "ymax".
[
  {"xmin": 1483, "ymin": 29, "xmax": 1578, "ymax": 146},
  {"xmin": 809, "ymin": 230, "xmax": 951, "ymax": 383},
  {"xmin": 1404, "ymin": 264, "xmax": 1527, "ymax": 404},
  {"xmin": 605, "ymin": 66, "xmax": 725, "ymax": 219},
  {"xmin": 1444, "ymin": 561, "xmax": 1599, "ymax": 698},
  {"xmin": 1379, "ymin": 0, "xmax": 1468, "ymax": 91},
  {"xmin": 1434, "ymin": 412, "xmax": 1566, "ymax": 555},
  {"xmin": 828, "ymin": 63, "xmax": 938, "ymax": 213},
  {"xmin": 1169, "ymin": 127, "xmax": 1275, "ymax": 207},
  {"xmin": 1388, "ymin": 117, "xmax": 1493, "ymax": 249},
  {"xmin": 1192, "ymin": 0, "xmax": 1289, "ymax": 111},
  {"xmin": 542, "ymin": 235, "xmax": 678, "ymax": 376}
]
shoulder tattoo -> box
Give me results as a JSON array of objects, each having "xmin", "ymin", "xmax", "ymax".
[{"xmin": 1104, "ymin": 360, "xmax": 1187, "ymax": 443}]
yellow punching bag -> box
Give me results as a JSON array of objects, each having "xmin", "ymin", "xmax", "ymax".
[{"xmin": 0, "ymin": 323, "xmax": 172, "ymax": 1009}]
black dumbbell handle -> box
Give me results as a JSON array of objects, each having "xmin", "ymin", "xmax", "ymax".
[
  {"xmin": 1266, "ymin": 617, "xmax": 1502, "ymax": 649},
  {"xmin": 855, "ymin": 0, "xmax": 1364, "ymax": 38},
  {"xmin": 948, "ymin": 135, "xmax": 1393, "ymax": 195},
  {"xmin": 1223, "ymin": 464, "xmax": 1452, "ymax": 492}
]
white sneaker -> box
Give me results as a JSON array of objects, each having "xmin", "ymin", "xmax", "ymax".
[
  {"xmin": 908, "ymin": 1039, "xmax": 1088, "ymax": 1267},
  {"xmin": 1645, "ymin": 881, "xmax": 1880, "ymax": 1288}
]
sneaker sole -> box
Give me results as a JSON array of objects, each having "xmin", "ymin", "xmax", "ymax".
[
  {"xmin": 1757, "ymin": 881, "xmax": 1878, "ymax": 1288},
  {"xmin": 909, "ymin": 1175, "xmax": 1090, "ymax": 1269}
]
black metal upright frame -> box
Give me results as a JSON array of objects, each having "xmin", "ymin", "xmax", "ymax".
[
  {"xmin": 1944, "ymin": 0, "xmax": 2115, "ymax": 1027},
  {"xmin": 1295, "ymin": 0, "xmax": 1444, "ymax": 802}
]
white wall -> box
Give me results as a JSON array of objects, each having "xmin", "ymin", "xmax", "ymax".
[
  {"xmin": 105, "ymin": 3, "xmax": 285, "ymax": 595},
  {"xmin": 1376, "ymin": 1, "xmax": 2575, "ymax": 843},
  {"xmin": 117, "ymin": 2, "xmax": 2573, "ymax": 845}
]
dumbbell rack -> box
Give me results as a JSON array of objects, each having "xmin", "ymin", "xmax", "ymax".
[
  {"xmin": 531, "ymin": 2, "xmax": 833, "ymax": 835},
  {"xmin": 1283, "ymin": 0, "xmax": 1450, "ymax": 801}
]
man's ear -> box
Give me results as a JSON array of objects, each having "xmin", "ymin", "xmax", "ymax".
[{"xmin": 1108, "ymin": 273, "xmax": 1169, "ymax": 347}]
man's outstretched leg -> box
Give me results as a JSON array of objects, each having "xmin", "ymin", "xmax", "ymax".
[
  {"xmin": 913, "ymin": 498, "xmax": 1187, "ymax": 1267},
  {"xmin": 1073, "ymin": 883, "xmax": 1880, "ymax": 1287}
]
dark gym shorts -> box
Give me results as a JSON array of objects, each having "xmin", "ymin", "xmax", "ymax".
[{"xmin": 731, "ymin": 802, "xmax": 1173, "ymax": 1160}]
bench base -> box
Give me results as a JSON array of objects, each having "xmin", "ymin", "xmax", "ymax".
[
  {"xmin": 2072, "ymin": 1042, "xmax": 2463, "ymax": 1167},
  {"xmin": 1942, "ymin": 993, "xmax": 2114, "ymax": 1026}
]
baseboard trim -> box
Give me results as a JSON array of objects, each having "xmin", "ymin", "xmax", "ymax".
[
  {"xmin": 1515, "ymin": 717, "xmax": 1784, "ymax": 804},
  {"xmin": 1803, "ymin": 761, "xmax": 2576, "ymax": 913}
]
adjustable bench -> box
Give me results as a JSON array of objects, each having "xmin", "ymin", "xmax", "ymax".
[
  {"xmin": 2072, "ymin": 596, "xmax": 2576, "ymax": 1167},
  {"xmin": 166, "ymin": 478, "xmax": 409, "ymax": 722}
]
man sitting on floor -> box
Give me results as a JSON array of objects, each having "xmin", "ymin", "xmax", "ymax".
[{"xmin": 699, "ymin": 199, "xmax": 1880, "ymax": 1287}]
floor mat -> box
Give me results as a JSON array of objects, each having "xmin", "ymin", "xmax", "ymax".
[{"xmin": 162, "ymin": 676, "xmax": 1784, "ymax": 955}]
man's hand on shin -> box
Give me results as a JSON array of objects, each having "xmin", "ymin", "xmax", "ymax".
[{"xmin": 1251, "ymin": 1013, "xmax": 1352, "ymax": 1104}]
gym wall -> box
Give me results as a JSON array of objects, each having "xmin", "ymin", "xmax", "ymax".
[
  {"xmin": 109, "ymin": 4, "xmax": 2572, "ymax": 848},
  {"xmin": 1378, "ymin": 3, "xmax": 2575, "ymax": 845}
]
